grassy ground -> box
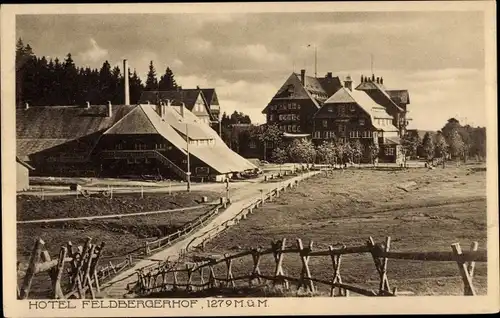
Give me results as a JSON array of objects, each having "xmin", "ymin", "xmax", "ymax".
[
  {"xmin": 193, "ymin": 163, "xmax": 487, "ymax": 297},
  {"xmin": 17, "ymin": 191, "xmax": 220, "ymax": 298}
]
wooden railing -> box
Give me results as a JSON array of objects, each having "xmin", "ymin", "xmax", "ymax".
[
  {"xmin": 99, "ymin": 150, "xmax": 188, "ymax": 180},
  {"xmin": 17, "ymin": 237, "xmax": 106, "ymax": 299},
  {"xmin": 134, "ymin": 237, "xmax": 486, "ymax": 297},
  {"xmin": 144, "ymin": 202, "xmax": 226, "ymax": 255}
]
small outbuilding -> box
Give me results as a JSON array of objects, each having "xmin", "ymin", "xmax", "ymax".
[{"xmin": 16, "ymin": 156, "xmax": 34, "ymax": 192}]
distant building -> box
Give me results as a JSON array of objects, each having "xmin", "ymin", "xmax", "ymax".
[
  {"xmin": 261, "ymin": 70, "xmax": 343, "ymax": 136},
  {"xmin": 16, "ymin": 156, "xmax": 34, "ymax": 191},
  {"xmin": 16, "ymin": 102, "xmax": 256, "ymax": 181},
  {"xmin": 261, "ymin": 70, "xmax": 412, "ymax": 163},
  {"xmin": 139, "ymin": 87, "xmax": 222, "ymax": 127}
]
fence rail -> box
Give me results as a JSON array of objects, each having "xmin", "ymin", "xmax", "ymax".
[
  {"xmin": 144, "ymin": 202, "xmax": 226, "ymax": 255},
  {"xmin": 134, "ymin": 236, "xmax": 486, "ymax": 297}
]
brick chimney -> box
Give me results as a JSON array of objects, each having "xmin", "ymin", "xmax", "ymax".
[
  {"xmin": 300, "ymin": 69, "xmax": 306, "ymax": 84},
  {"xmin": 380, "ymin": 77, "xmax": 384, "ymax": 85},
  {"xmin": 344, "ymin": 75, "xmax": 353, "ymax": 91},
  {"xmin": 107, "ymin": 101, "xmax": 112, "ymax": 117},
  {"xmin": 326, "ymin": 72, "xmax": 332, "ymax": 79},
  {"xmin": 376, "ymin": 77, "xmax": 380, "ymax": 84},
  {"xmin": 123, "ymin": 59, "xmax": 130, "ymax": 105},
  {"xmin": 361, "ymin": 75, "xmax": 364, "ymax": 83},
  {"xmin": 372, "ymin": 74, "xmax": 375, "ymax": 82},
  {"xmin": 157, "ymin": 102, "xmax": 163, "ymax": 117},
  {"xmin": 180, "ymin": 102, "xmax": 185, "ymax": 118}
]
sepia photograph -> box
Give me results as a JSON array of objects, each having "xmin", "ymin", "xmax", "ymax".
[{"xmin": 1, "ymin": 1, "xmax": 498, "ymax": 317}]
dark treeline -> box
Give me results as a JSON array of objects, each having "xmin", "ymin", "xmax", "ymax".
[{"xmin": 16, "ymin": 38, "xmax": 179, "ymax": 107}]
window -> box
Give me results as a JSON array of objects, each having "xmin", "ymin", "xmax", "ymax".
[
  {"xmin": 279, "ymin": 114, "xmax": 283, "ymax": 121},
  {"xmin": 313, "ymin": 131, "xmax": 321, "ymax": 139},
  {"xmin": 115, "ymin": 144, "xmax": 123, "ymax": 150},
  {"xmin": 350, "ymin": 105, "xmax": 356, "ymax": 112},
  {"xmin": 349, "ymin": 131, "xmax": 360, "ymax": 138},
  {"xmin": 297, "ymin": 126, "xmax": 302, "ymax": 132},
  {"xmin": 269, "ymin": 114, "xmax": 275, "ymax": 122},
  {"xmin": 297, "ymin": 114, "xmax": 301, "ymax": 120},
  {"xmin": 297, "ymin": 104, "xmax": 301, "ymax": 110},
  {"xmin": 338, "ymin": 124, "xmax": 345, "ymax": 134},
  {"xmin": 359, "ymin": 118, "xmax": 365, "ymax": 126},
  {"xmin": 266, "ymin": 141, "xmax": 274, "ymax": 148},
  {"xmin": 322, "ymin": 120, "xmax": 328, "ymax": 128},
  {"xmin": 292, "ymin": 125, "xmax": 297, "ymax": 132},
  {"xmin": 338, "ymin": 105, "xmax": 345, "ymax": 116},
  {"xmin": 249, "ymin": 140, "xmax": 256, "ymax": 149},
  {"xmin": 287, "ymin": 125, "xmax": 292, "ymax": 132},
  {"xmin": 328, "ymin": 106, "xmax": 334, "ymax": 112},
  {"xmin": 385, "ymin": 147, "xmax": 395, "ymax": 156}
]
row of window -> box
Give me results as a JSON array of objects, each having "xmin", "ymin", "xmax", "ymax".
[
  {"xmin": 327, "ymin": 104, "xmax": 356, "ymax": 115},
  {"xmin": 322, "ymin": 118, "xmax": 365, "ymax": 128},
  {"xmin": 375, "ymin": 118, "xmax": 394, "ymax": 126},
  {"xmin": 279, "ymin": 125, "xmax": 302, "ymax": 133},
  {"xmin": 349, "ymin": 131, "xmax": 376, "ymax": 139},
  {"xmin": 279, "ymin": 113, "xmax": 300, "ymax": 121},
  {"xmin": 269, "ymin": 103, "xmax": 302, "ymax": 111}
]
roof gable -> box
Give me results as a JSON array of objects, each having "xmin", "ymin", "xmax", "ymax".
[
  {"xmin": 262, "ymin": 73, "xmax": 321, "ymax": 113},
  {"xmin": 104, "ymin": 106, "xmax": 158, "ymax": 135}
]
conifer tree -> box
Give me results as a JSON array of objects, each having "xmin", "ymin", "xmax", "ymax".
[{"xmin": 145, "ymin": 60, "xmax": 158, "ymax": 90}]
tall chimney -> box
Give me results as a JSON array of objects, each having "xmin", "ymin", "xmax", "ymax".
[
  {"xmin": 344, "ymin": 75, "xmax": 353, "ymax": 91},
  {"xmin": 380, "ymin": 77, "xmax": 384, "ymax": 85},
  {"xmin": 180, "ymin": 102, "xmax": 185, "ymax": 118},
  {"xmin": 157, "ymin": 102, "xmax": 163, "ymax": 117},
  {"xmin": 107, "ymin": 101, "xmax": 112, "ymax": 117},
  {"xmin": 372, "ymin": 74, "xmax": 375, "ymax": 82},
  {"xmin": 300, "ymin": 69, "xmax": 306, "ymax": 84},
  {"xmin": 376, "ymin": 77, "xmax": 380, "ymax": 84},
  {"xmin": 123, "ymin": 59, "xmax": 130, "ymax": 105}
]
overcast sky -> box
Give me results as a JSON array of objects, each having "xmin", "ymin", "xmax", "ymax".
[{"xmin": 17, "ymin": 11, "xmax": 485, "ymax": 130}]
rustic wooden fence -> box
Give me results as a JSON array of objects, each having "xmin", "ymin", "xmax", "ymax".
[
  {"xmin": 133, "ymin": 237, "xmax": 486, "ymax": 297},
  {"xmin": 187, "ymin": 176, "xmax": 307, "ymax": 252},
  {"xmin": 144, "ymin": 202, "xmax": 226, "ymax": 255},
  {"xmin": 17, "ymin": 237, "xmax": 109, "ymax": 299}
]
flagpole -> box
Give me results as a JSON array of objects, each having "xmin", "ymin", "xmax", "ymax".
[{"xmin": 314, "ymin": 45, "xmax": 317, "ymax": 78}]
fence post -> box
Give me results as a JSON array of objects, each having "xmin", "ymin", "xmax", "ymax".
[
  {"xmin": 249, "ymin": 248, "xmax": 262, "ymax": 286},
  {"xmin": 224, "ymin": 253, "xmax": 236, "ymax": 288},
  {"xmin": 367, "ymin": 236, "xmax": 392, "ymax": 296},
  {"xmin": 451, "ymin": 242, "xmax": 477, "ymax": 296},
  {"xmin": 52, "ymin": 246, "xmax": 68, "ymax": 299},
  {"xmin": 329, "ymin": 245, "xmax": 348, "ymax": 297},
  {"xmin": 272, "ymin": 238, "xmax": 288, "ymax": 290},
  {"xmin": 297, "ymin": 239, "xmax": 315, "ymax": 293},
  {"xmin": 19, "ymin": 238, "xmax": 45, "ymax": 299}
]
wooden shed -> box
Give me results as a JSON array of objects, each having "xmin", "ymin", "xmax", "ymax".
[{"xmin": 16, "ymin": 156, "xmax": 34, "ymax": 192}]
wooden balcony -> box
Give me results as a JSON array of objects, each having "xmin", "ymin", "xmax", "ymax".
[{"xmin": 99, "ymin": 150, "xmax": 188, "ymax": 181}]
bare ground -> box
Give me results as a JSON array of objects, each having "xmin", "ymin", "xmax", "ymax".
[{"xmin": 195, "ymin": 164, "xmax": 487, "ymax": 296}]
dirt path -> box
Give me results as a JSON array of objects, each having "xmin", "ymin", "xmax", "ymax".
[{"xmin": 98, "ymin": 171, "xmax": 320, "ymax": 298}]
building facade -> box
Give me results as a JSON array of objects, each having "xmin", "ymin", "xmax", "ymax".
[
  {"xmin": 262, "ymin": 70, "xmax": 342, "ymax": 135},
  {"xmin": 260, "ymin": 70, "xmax": 411, "ymax": 163},
  {"xmin": 16, "ymin": 156, "xmax": 34, "ymax": 191},
  {"xmin": 16, "ymin": 103, "xmax": 256, "ymax": 181}
]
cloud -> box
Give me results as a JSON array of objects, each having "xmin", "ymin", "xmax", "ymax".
[{"xmin": 78, "ymin": 38, "xmax": 108, "ymax": 63}]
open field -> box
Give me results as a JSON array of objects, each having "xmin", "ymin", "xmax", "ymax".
[
  {"xmin": 17, "ymin": 191, "xmax": 220, "ymax": 262},
  {"xmin": 197, "ymin": 163, "xmax": 488, "ymax": 296}
]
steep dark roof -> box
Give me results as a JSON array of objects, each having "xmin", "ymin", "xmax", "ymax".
[
  {"xmin": 139, "ymin": 90, "xmax": 200, "ymax": 109},
  {"xmin": 16, "ymin": 105, "xmax": 136, "ymax": 158},
  {"xmin": 200, "ymin": 89, "xmax": 218, "ymax": 106},
  {"xmin": 386, "ymin": 90, "xmax": 410, "ymax": 105},
  {"xmin": 262, "ymin": 72, "xmax": 343, "ymax": 114},
  {"xmin": 317, "ymin": 76, "xmax": 343, "ymax": 97}
]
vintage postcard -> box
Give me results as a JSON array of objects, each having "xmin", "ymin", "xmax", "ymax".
[{"xmin": 1, "ymin": 1, "xmax": 498, "ymax": 317}]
